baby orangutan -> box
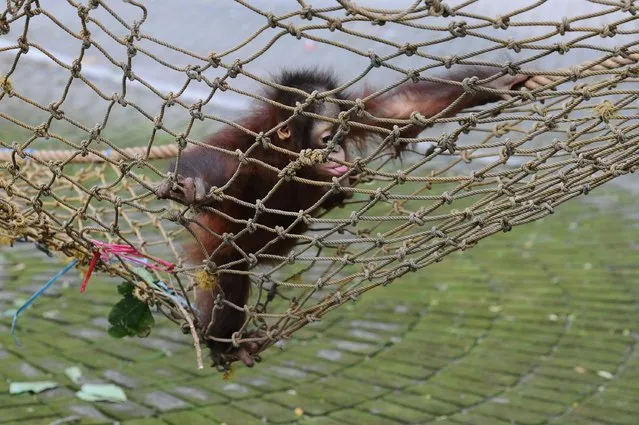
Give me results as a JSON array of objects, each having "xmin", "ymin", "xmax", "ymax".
[{"xmin": 156, "ymin": 66, "xmax": 528, "ymax": 368}]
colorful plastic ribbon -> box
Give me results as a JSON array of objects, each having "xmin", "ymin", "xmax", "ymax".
[
  {"xmin": 80, "ymin": 240, "xmax": 175, "ymax": 293},
  {"xmin": 11, "ymin": 259, "xmax": 79, "ymax": 345}
]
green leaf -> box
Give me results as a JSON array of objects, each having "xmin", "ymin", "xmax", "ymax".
[
  {"xmin": 64, "ymin": 366, "xmax": 83, "ymax": 385},
  {"xmin": 107, "ymin": 326, "xmax": 130, "ymax": 338},
  {"xmin": 9, "ymin": 381, "xmax": 58, "ymax": 394},
  {"xmin": 107, "ymin": 291, "xmax": 154, "ymax": 339},
  {"xmin": 132, "ymin": 267, "xmax": 156, "ymax": 285},
  {"xmin": 116, "ymin": 282, "xmax": 135, "ymax": 296},
  {"xmin": 75, "ymin": 384, "xmax": 127, "ymax": 402}
]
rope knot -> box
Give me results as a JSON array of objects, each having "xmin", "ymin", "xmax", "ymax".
[
  {"xmin": 372, "ymin": 187, "xmax": 388, "ymax": 202},
  {"xmin": 610, "ymin": 164, "xmax": 627, "ymax": 177},
  {"xmin": 404, "ymin": 259, "xmax": 418, "ymax": 272},
  {"xmin": 406, "ymin": 69, "xmax": 420, "ymax": 83},
  {"xmin": 76, "ymin": 5, "xmax": 89, "ymax": 20},
  {"xmin": 368, "ymin": 50, "xmax": 382, "ymax": 67},
  {"xmin": 463, "ymin": 113, "xmax": 479, "ymax": 127},
  {"xmin": 266, "ymin": 13, "xmax": 277, "ymax": 28},
  {"xmin": 555, "ymin": 42, "xmax": 570, "ymax": 55},
  {"xmin": 120, "ymin": 62, "xmax": 133, "ymax": 81},
  {"xmin": 503, "ymin": 62, "xmax": 520, "ymax": 76},
  {"xmin": 506, "ymin": 37, "xmax": 522, "ymax": 53},
  {"xmin": 212, "ymin": 78, "xmax": 228, "ymax": 91},
  {"xmin": 256, "ymin": 132, "xmax": 270, "ymax": 148},
  {"xmin": 567, "ymin": 66, "xmax": 582, "ymax": 82},
  {"xmin": 388, "ymin": 125, "xmax": 402, "ymax": 145},
  {"xmin": 461, "ymin": 76, "xmax": 479, "ymax": 95},
  {"xmin": 71, "ymin": 59, "xmax": 82, "ymax": 78},
  {"xmin": 492, "ymin": 15, "xmax": 510, "ymax": 30},
  {"xmin": 400, "ymin": 43, "xmax": 416, "ymax": 57},
  {"xmin": 207, "ymin": 186, "xmax": 224, "ymax": 202},
  {"xmin": 131, "ymin": 21, "xmax": 142, "ymax": 41},
  {"xmin": 0, "ymin": 17, "xmax": 9, "ymax": 35},
  {"xmin": 311, "ymin": 236, "xmax": 324, "ymax": 248},
  {"xmin": 462, "ymin": 208, "xmax": 474, "ymax": 222},
  {"xmin": 208, "ymin": 52, "xmax": 221, "ymax": 68},
  {"xmin": 300, "ymin": 6, "xmax": 313, "ymax": 20},
  {"xmin": 544, "ymin": 116, "xmax": 557, "ymax": 130},
  {"xmin": 543, "ymin": 202, "xmax": 555, "ymax": 214},
  {"xmin": 337, "ymin": 111, "xmax": 352, "ymax": 131},
  {"xmin": 33, "ymin": 124, "xmax": 47, "ymax": 138},
  {"xmin": 439, "ymin": 133, "xmax": 457, "ymax": 154},
  {"xmin": 426, "ymin": 0, "xmax": 449, "ymax": 16},
  {"xmin": 396, "ymin": 245, "xmax": 407, "ymax": 261},
  {"xmin": 557, "ymin": 18, "xmax": 570, "ymax": 35},
  {"xmin": 354, "ymin": 98, "xmax": 366, "ymax": 116},
  {"xmin": 221, "ymin": 233, "xmax": 235, "ymax": 245},
  {"xmin": 611, "ymin": 127, "xmax": 626, "ymax": 143},
  {"xmin": 126, "ymin": 42, "xmax": 137, "ymax": 58},
  {"xmin": 501, "ymin": 139, "xmax": 515, "ymax": 159},
  {"xmin": 448, "ymin": 21, "xmax": 467, "ymax": 37},
  {"xmin": 578, "ymin": 87, "xmax": 593, "ymax": 101},
  {"xmin": 49, "ymin": 103, "xmax": 64, "ymax": 120},
  {"xmin": 442, "ymin": 55, "xmax": 458, "ymax": 69},
  {"xmin": 328, "ymin": 19, "xmax": 342, "ymax": 31},
  {"xmin": 431, "ymin": 226, "xmax": 446, "ymax": 239},
  {"xmin": 409, "ymin": 112, "xmax": 427, "ymax": 129},
  {"xmin": 594, "ymin": 100, "xmax": 617, "ymax": 122},
  {"xmin": 408, "ymin": 213, "xmax": 424, "ymax": 226},
  {"xmin": 185, "ymin": 65, "xmax": 202, "ymax": 81},
  {"xmin": 228, "ymin": 60, "xmax": 242, "ymax": 78},
  {"xmin": 80, "ymin": 29, "xmax": 92, "ymax": 49},
  {"xmin": 189, "ymin": 101, "xmax": 204, "ymax": 120},
  {"xmin": 521, "ymin": 162, "xmax": 536, "ymax": 174},
  {"xmin": 287, "ymin": 24, "xmax": 302, "ymax": 39},
  {"xmin": 275, "ymin": 226, "xmax": 286, "ymax": 240},
  {"xmin": 621, "ymin": 0, "xmax": 637, "ymax": 14},
  {"xmin": 230, "ymin": 331, "xmax": 241, "ymax": 347},
  {"xmin": 349, "ymin": 211, "xmax": 359, "ymax": 226},
  {"xmin": 164, "ymin": 92, "xmax": 176, "ymax": 108},
  {"xmin": 600, "ymin": 24, "xmax": 617, "ymax": 38},
  {"xmin": 112, "ymin": 92, "xmax": 128, "ymax": 107}
]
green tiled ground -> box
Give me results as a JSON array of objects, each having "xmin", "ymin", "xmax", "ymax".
[{"xmin": 1, "ymin": 188, "xmax": 638, "ymax": 424}]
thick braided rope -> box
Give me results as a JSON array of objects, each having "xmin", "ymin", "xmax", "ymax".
[{"xmin": 2, "ymin": 52, "xmax": 637, "ymax": 164}]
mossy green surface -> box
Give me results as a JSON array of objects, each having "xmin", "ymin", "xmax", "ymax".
[{"xmin": 1, "ymin": 186, "xmax": 638, "ymax": 424}]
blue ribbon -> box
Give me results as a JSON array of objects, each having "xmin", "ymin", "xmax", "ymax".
[
  {"xmin": 11, "ymin": 258, "xmax": 79, "ymax": 346},
  {"xmin": 154, "ymin": 280, "xmax": 198, "ymax": 314}
]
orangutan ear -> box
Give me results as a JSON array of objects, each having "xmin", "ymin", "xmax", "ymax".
[{"xmin": 277, "ymin": 124, "xmax": 291, "ymax": 140}]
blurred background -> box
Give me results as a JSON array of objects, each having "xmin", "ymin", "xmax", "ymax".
[{"xmin": 1, "ymin": 1, "xmax": 638, "ymax": 424}]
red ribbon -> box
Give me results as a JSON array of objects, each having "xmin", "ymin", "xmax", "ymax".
[
  {"xmin": 80, "ymin": 251, "xmax": 100, "ymax": 293},
  {"xmin": 80, "ymin": 240, "xmax": 175, "ymax": 293}
]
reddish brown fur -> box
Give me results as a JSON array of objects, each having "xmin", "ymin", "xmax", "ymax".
[
  {"xmin": 171, "ymin": 95, "xmax": 341, "ymax": 365},
  {"xmin": 158, "ymin": 67, "xmax": 528, "ymax": 367}
]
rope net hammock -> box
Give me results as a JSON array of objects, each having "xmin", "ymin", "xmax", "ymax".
[{"xmin": 1, "ymin": 0, "xmax": 638, "ymax": 369}]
